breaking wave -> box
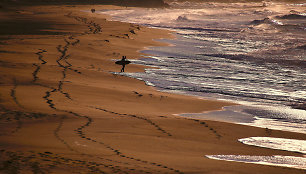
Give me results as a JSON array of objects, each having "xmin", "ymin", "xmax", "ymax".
[{"xmin": 276, "ymin": 13, "xmax": 306, "ymax": 19}]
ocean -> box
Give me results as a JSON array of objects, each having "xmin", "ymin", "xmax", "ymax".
[
  {"xmin": 100, "ymin": 1, "xmax": 306, "ymax": 134},
  {"xmin": 99, "ymin": 1, "xmax": 306, "ymax": 169},
  {"xmin": 100, "ymin": 2, "xmax": 306, "ymax": 132}
]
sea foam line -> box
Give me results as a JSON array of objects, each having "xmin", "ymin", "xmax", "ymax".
[
  {"xmin": 206, "ymin": 136, "xmax": 306, "ymax": 169},
  {"xmin": 206, "ymin": 155, "xmax": 306, "ymax": 170},
  {"xmin": 239, "ymin": 137, "xmax": 306, "ymax": 154}
]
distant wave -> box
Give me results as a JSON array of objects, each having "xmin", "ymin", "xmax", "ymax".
[
  {"xmin": 198, "ymin": 53, "xmax": 306, "ymax": 68},
  {"xmin": 176, "ymin": 15, "xmax": 190, "ymax": 22},
  {"xmin": 249, "ymin": 17, "xmax": 283, "ymax": 26},
  {"xmin": 249, "ymin": 16, "xmax": 306, "ymax": 31},
  {"xmin": 250, "ymin": 13, "xmax": 306, "ymax": 26},
  {"xmin": 174, "ymin": 27, "xmax": 239, "ymax": 32},
  {"xmin": 276, "ymin": 14, "xmax": 306, "ymax": 19},
  {"xmin": 296, "ymin": 44, "xmax": 306, "ymax": 50}
]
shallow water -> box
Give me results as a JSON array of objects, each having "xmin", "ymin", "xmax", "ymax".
[
  {"xmin": 100, "ymin": 2, "xmax": 306, "ymax": 134},
  {"xmin": 206, "ymin": 155, "xmax": 306, "ymax": 170},
  {"xmin": 180, "ymin": 104, "xmax": 306, "ymax": 133}
]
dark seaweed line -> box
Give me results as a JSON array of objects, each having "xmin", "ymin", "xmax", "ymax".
[
  {"xmin": 40, "ymin": 101, "xmax": 133, "ymax": 173},
  {"xmin": 0, "ymin": 149, "xmax": 108, "ymax": 174},
  {"xmin": 32, "ymin": 47, "xmax": 71, "ymax": 102},
  {"xmin": 186, "ymin": 118, "xmax": 222, "ymax": 139},
  {"xmin": 0, "ymin": 109, "xmax": 13, "ymax": 136},
  {"xmin": 0, "ymin": 106, "xmax": 52, "ymax": 136},
  {"xmin": 32, "ymin": 49, "xmax": 47, "ymax": 83},
  {"xmin": 2, "ymin": 13, "xmax": 129, "ymax": 174},
  {"xmin": 40, "ymin": 74, "xmax": 182, "ymax": 172},
  {"xmin": 65, "ymin": 13, "xmax": 102, "ymax": 34},
  {"xmin": 31, "ymin": 48, "xmax": 71, "ymax": 100},
  {"xmin": 69, "ymin": 111, "xmax": 182, "ymax": 174},
  {"xmin": 94, "ymin": 155, "xmax": 158, "ymax": 174},
  {"xmin": 53, "ymin": 36, "xmax": 84, "ymax": 100},
  {"xmin": 63, "ymin": 37, "xmax": 82, "ymax": 74},
  {"xmin": 38, "ymin": 152, "xmax": 108, "ymax": 174},
  {"xmin": 38, "ymin": 14, "xmax": 181, "ymax": 173},
  {"xmin": 84, "ymin": 146, "xmax": 155, "ymax": 173},
  {"xmin": 36, "ymin": 49, "xmax": 47, "ymax": 64},
  {"xmin": 0, "ymin": 107, "xmax": 22, "ymax": 135},
  {"xmin": 68, "ymin": 35, "xmax": 80, "ymax": 46},
  {"xmin": 90, "ymin": 155, "xmax": 144, "ymax": 174},
  {"xmin": 11, "ymin": 112, "xmax": 23, "ymax": 134},
  {"xmin": 50, "ymin": 36, "xmax": 177, "ymax": 172},
  {"xmin": 31, "ymin": 48, "xmax": 72, "ymax": 100},
  {"xmin": 36, "ymin": 83, "xmax": 70, "ymax": 102},
  {"xmin": 34, "ymin": 29, "xmax": 103, "ymax": 166},
  {"xmin": 91, "ymin": 106, "xmax": 172, "ymax": 137},
  {"xmin": 43, "ymin": 90, "xmax": 56, "ymax": 109},
  {"xmin": 56, "ymin": 40, "xmax": 69, "ymax": 68},
  {"xmin": 52, "ymin": 116, "xmax": 131, "ymax": 174},
  {"xmin": 40, "ymin": 90, "xmax": 150, "ymax": 173},
  {"xmin": 32, "ymin": 64, "xmax": 40, "ymax": 83},
  {"xmin": 10, "ymin": 79, "xmax": 24, "ymax": 108},
  {"xmin": 9, "ymin": 149, "xmax": 157, "ymax": 174},
  {"xmin": 0, "ymin": 108, "xmax": 131, "ymax": 174},
  {"xmin": 43, "ymin": 101, "xmax": 160, "ymax": 173},
  {"xmin": 37, "ymin": 80, "xmax": 175, "ymax": 173},
  {"xmin": 53, "ymin": 115, "xmax": 76, "ymax": 152},
  {"xmin": 58, "ymin": 80, "xmax": 68, "ymax": 95},
  {"xmin": 56, "ymin": 38, "xmax": 82, "ymax": 74}
]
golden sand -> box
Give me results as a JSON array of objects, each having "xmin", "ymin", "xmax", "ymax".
[{"xmin": 0, "ymin": 4, "xmax": 304, "ymax": 174}]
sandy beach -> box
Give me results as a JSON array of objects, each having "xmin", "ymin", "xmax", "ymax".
[{"xmin": 0, "ymin": 3, "xmax": 305, "ymax": 174}]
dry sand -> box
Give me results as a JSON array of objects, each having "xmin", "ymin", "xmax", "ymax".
[{"xmin": 0, "ymin": 4, "xmax": 305, "ymax": 174}]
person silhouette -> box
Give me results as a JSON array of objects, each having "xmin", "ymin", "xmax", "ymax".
[
  {"xmin": 115, "ymin": 56, "xmax": 131, "ymax": 72},
  {"xmin": 121, "ymin": 56, "xmax": 126, "ymax": 72}
]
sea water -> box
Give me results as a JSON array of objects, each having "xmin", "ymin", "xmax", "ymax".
[
  {"xmin": 99, "ymin": 1, "xmax": 306, "ymax": 169},
  {"xmin": 100, "ymin": 1, "xmax": 306, "ymax": 134}
]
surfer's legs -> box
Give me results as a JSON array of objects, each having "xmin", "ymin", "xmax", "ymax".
[{"xmin": 121, "ymin": 65, "xmax": 125, "ymax": 72}]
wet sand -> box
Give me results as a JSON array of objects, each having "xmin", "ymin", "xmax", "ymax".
[{"xmin": 0, "ymin": 4, "xmax": 305, "ymax": 174}]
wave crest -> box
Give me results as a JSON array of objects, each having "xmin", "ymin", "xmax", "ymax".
[
  {"xmin": 176, "ymin": 15, "xmax": 190, "ymax": 22},
  {"xmin": 250, "ymin": 18, "xmax": 283, "ymax": 26},
  {"xmin": 276, "ymin": 13, "xmax": 306, "ymax": 19}
]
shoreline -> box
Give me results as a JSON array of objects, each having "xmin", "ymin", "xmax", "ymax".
[{"xmin": 0, "ymin": 4, "xmax": 305, "ymax": 174}]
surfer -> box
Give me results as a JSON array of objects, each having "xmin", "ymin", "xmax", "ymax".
[
  {"xmin": 121, "ymin": 56, "xmax": 126, "ymax": 72},
  {"xmin": 115, "ymin": 56, "xmax": 131, "ymax": 72}
]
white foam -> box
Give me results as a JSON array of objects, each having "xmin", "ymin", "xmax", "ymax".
[
  {"xmin": 239, "ymin": 137, "xmax": 306, "ymax": 154},
  {"xmin": 270, "ymin": 19, "xmax": 284, "ymax": 25},
  {"xmin": 206, "ymin": 155, "xmax": 306, "ymax": 170}
]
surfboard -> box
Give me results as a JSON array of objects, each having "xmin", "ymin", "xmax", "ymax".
[{"xmin": 115, "ymin": 60, "xmax": 131, "ymax": 65}]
